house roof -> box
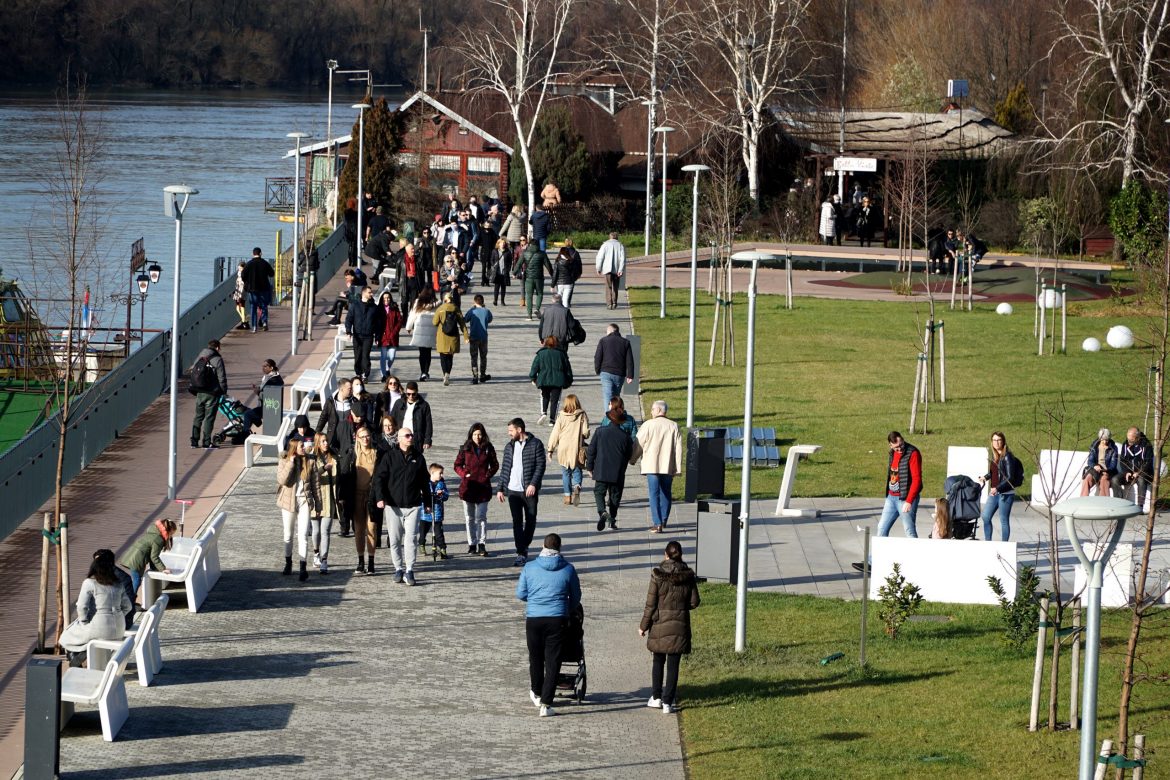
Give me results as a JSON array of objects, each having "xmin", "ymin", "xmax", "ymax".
[
  {"xmin": 611, "ymin": 102, "xmax": 705, "ymax": 171},
  {"xmin": 773, "ymin": 108, "xmax": 1016, "ymax": 159}
]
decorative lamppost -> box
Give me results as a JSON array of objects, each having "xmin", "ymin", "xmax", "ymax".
[
  {"xmin": 680, "ymin": 163, "xmax": 709, "ymax": 429},
  {"xmin": 352, "ymin": 103, "xmax": 369, "ymax": 260},
  {"xmin": 287, "ymin": 131, "xmax": 311, "ymax": 356},
  {"xmin": 654, "ymin": 125, "xmax": 675, "ymax": 319},
  {"xmin": 164, "ymin": 185, "xmax": 197, "ymax": 501}
]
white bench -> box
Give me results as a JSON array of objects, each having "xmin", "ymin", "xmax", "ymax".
[
  {"xmin": 289, "ymin": 369, "xmax": 328, "ymax": 412},
  {"xmin": 1030, "ymin": 449, "xmax": 1087, "ymax": 508},
  {"xmin": 774, "ymin": 444, "xmax": 822, "ymax": 517},
  {"xmin": 61, "ymin": 634, "xmax": 135, "ymax": 741},
  {"xmin": 168, "ymin": 512, "xmax": 226, "ymax": 590},
  {"xmin": 869, "ymin": 537, "xmax": 1018, "ymax": 605},
  {"xmin": 946, "ymin": 445, "xmax": 991, "ymax": 504},
  {"xmin": 244, "ymin": 414, "xmax": 293, "ymax": 467},
  {"xmin": 145, "ymin": 539, "xmax": 208, "ymax": 613},
  {"xmin": 91, "ymin": 594, "xmax": 168, "ymax": 687}
]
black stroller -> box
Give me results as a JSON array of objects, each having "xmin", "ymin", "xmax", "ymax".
[
  {"xmin": 554, "ymin": 603, "xmax": 587, "ymax": 704},
  {"xmin": 212, "ymin": 396, "xmax": 251, "ymax": 445},
  {"xmin": 944, "ymin": 474, "xmax": 983, "ymax": 540}
]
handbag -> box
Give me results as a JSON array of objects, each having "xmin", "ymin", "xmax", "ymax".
[{"xmin": 578, "ymin": 445, "xmax": 588, "ymax": 467}]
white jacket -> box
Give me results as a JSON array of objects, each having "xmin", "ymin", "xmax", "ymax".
[
  {"xmin": 407, "ymin": 304, "xmax": 438, "ymax": 349},
  {"xmin": 595, "ymin": 238, "xmax": 627, "ymax": 275}
]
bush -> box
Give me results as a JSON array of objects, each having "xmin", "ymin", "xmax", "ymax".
[
  {"xmin": 978, "ymin": 198, "xmax": 1021, "ymax": 250},
  {"xmin": 877, "ymin": 563, "xmax": 924, "ymax": 639},
  {"xmin": 652, "ymin": 185, "xmax": 696, "ymax": 236},
  {"xmin": 1109, "ymin": 181, "xmax": 1168, "ymax": 264},
  {"xmin": 987, "ymin": 565, "xmax": 1043, "ymax": 650}
]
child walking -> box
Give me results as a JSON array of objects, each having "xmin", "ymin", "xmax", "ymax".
[
  {"xmin": 418, "ymin": 463, "xmax": 449, "ymax": 559},
  {"xmin": 465, "ymin": 294, "xmax": 493, "ymax": 384}
]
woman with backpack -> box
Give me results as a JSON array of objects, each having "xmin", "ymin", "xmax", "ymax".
[
  {"xmin": 405, "ymin": 286, "xmax": 439, "ymax": 381},
  {"xmin": 432, "ymin": 291, "xmax": 469, "ymax": 386},
  {"xmin": 978, "ymin": 432, "xmax": 1024, "ymax": 541},
  {"xmin": 639, "ymin": 540, "xmax": 700, "ymax": 715}
]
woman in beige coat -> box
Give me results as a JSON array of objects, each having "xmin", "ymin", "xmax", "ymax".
[
  {"xmin": 548, "ymin": 393, "xmax": 589, "ymax": 505},
  {"xmin": 277, "ymin": 436, "xmax": 322, "ymax": 581},
  {"xmin": 431, "ymin": 292, "xmax": 469, "ymax": 386}
]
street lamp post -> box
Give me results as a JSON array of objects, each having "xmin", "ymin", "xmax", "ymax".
[
  {"xmin": 642, "ymin": 98, "xmax": 656, "ymax": 257},
  {"xmin": 326, "ymin": 59, "xmax": 339, "ymax": 228},
  {"xmin": 163, "ymin": 184, "xmax": 197, "ymax": 501},
  {"xmin": 1052, "ymin": 496, "xmax": 1142, "ymax": 780},
  {"xmin": 654, "ymin": 125, "xmax": 675, "ymax": 319},
  {"xmin": 680, "ymin": 164, "xmax": 708, "ymax": 429},
  {"xmin": 353, "ymin": 103, "xmax": 369, "ymax": 262},
  {"xmin": 288, "ymin": 131, "xmax": 311, "ymax": 357}
]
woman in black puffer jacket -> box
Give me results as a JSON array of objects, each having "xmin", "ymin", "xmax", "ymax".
[{"xmin": 639, "ymin": 540, "xmax": 701, "ymax": 715}]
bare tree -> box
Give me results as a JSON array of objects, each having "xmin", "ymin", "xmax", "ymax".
[
  {"xmin": 450, "ymin": 0, "xmax": 576, "ymax": 214},
  {"xmin": 1043, "ymin": 0, "xmax": 1170, "ymax": 186},
  {"xmin": 681, "ymin": 0, "xmax": 812, "ymax": 204}
]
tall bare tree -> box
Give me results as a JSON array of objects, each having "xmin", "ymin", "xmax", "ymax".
[
  {"xmin": 450, "ymin": 0, "xmax": 576, "ymax": 214},
  {"xmin": 681, "ymin": 0, "xmax": 812, "ymax": 204}
]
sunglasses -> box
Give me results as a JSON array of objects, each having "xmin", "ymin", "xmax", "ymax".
[
  {"xmin": 405, "ymin": 392, "xmax": 418, "ymax": 397},
  {"xmin": 402, "ymin": 433, "xmax": 414, "ymax": 438}
]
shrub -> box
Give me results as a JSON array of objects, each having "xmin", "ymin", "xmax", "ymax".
[
  {"xmin": 877, "ymin": 563, "xmax": 924, "ymax": 639},
  {"xmin": 978, "ymin": 198, "xmax": 1021, "ymax": 250},
  {"xmin": 987, "ymin": 565, "xmax": 1043, "ymax": 650},
  {"xmin": 1108, "ymin": 181, "xmax": 1168, "ymax": 264}
]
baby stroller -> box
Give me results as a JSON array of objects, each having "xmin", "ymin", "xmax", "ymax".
[
  {"xmin": 212, "ymin": 395, "xmax": 251, "ymax": 445},
  {"xmin": 944, "ymin": 474, "xmax": 982, "ymax": 540},
  {"xmin": 555, "ymin": 603, "xmax": 587, "ymax": 704}
]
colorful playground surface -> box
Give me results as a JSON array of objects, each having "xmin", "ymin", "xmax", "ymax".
[{"xmin": 808, "ymin": 267, "xmax": 1125, "ymax": 302}]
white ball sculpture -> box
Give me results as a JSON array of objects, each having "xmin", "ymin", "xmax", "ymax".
[
  {"xmin": 996, "ymin": 302, "xmax": 1014, "ymax": 315},
  {"xmin": 1082, "ymin": 337, "xmax": 1101, "ymax": 352},
  {"xmin": 1106, "ymin": 325, "xmax": 1135, "ymax": 349}
]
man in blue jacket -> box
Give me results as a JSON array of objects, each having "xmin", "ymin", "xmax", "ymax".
[{"xmin": 516, "ymin": 532, "xmax": 581, "ymax": 717}]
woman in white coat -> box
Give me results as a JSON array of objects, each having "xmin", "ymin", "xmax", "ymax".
[
  {"xmin": 406, "ymin": 286, "xmax": 439, "ymax": 381},
  {"xmin": 59, "ymin": 553, "xmax": 134, "ymax": 651}
]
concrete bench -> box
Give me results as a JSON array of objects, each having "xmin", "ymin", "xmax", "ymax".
[
  {"xmin": 289, "ymin": 369, "xmax": 328, "ymax": 412},
  {"xmin": 60, "ymin": 635, "xmax": 135, "ymax": 741},
  {"xmin": 869, "ymin": 536, "xmax": 1018, "ymax": 605},
  {"xmin": 1029, "ymin": 449, "xmax": 1087, "ymax": 508},
  {"xmin": 774, "ymin": 444, "xmax": 822, "ymax": 517},
  {"xmin": 91, "ymin": 594, "xmax": 168, "ymax": 687},
  {"xmin": 169, "ymin": 511, "xmax": 226, "ymax": 590},
  {"xmin": 244, "ymin": 414, "xmax": 293, "ymax": 467},
  {"xmin": 146, "ymin": 539, "xmax": 208, "ymax": 613}
]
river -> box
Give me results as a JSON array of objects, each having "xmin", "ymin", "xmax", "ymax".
[{"xmin": 0, "ymin": 89, "xmax": 385, "ymax": 335}]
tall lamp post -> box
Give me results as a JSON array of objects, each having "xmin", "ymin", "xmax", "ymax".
[
  {"xmin": 352, "ymin": 103, "xmax": 369, "ymax": 261},
  {"xmin": 642, "ymin": 98, "xmax": 656, "ymax": 256},
  {"xmin": 654, "ymin": 125, "xmax": 675, "ymax": 319},
  {"xmin": 288, "ymin": 131, "xmax": 311, "ymax": 356},
  {"xmin": 680, "ymin": 164, "xmax": 708, "ymax": 429},
  {"xmin": 326, "ymin": 59, "xmax": 339, "ymax": 228},
  {"xmin": 1052, "ymin": 496, "xmax": 1142, "ymax": 780},
  {"xmin": 164, "ymin": 184, "xmax": 197, "ymax": 501}
]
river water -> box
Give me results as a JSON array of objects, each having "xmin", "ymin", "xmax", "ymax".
[{"xmin": 0, "ymin": 89, "xmax": 374, "ymax": 334}]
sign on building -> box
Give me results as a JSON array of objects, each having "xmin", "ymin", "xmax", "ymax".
[{"xmin": 832, "ymin": 156, "xmax": 878, "ymax": 173}]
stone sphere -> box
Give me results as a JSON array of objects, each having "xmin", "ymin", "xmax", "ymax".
[
  {"xmin": 996, "ymin": 303, "xmax": 1013, "ymax": 315},
  {"xmin": 1082, "ymin": 338, "xmax": 1101, "ymax": 352},
  {"xmin": 1038, "ymin": 289, "xmax": 1063, "ymax": 309},
  {"xmin": 1106, "ymin": 326, "xmax": 1135, "ymax": 349}
]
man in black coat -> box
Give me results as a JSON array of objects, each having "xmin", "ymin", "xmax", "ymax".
[
  {"xmin": 373, "ymin": 428, "xmax": 432, "ymax": 585},
  {"xmin": 586, "ymin": 414, "xmax": 634, "ymax": 531},
  {"xmin": 594, "ymin": 323, "xmax": 635, "ymax": 415},
  {"xmin": 389, "ymin": 381, "xmax": 434, "ymax": 450},
  {"xmin": 345, "ymin": 286, "xmax": 384, "ymax": 382},
  {"xmin": 241, "ymin": 247, "xmax": 274, "ymax": 332},
  {"xmin": 363, "ymin": 223, "xmax": 396, "ymax": 272}
]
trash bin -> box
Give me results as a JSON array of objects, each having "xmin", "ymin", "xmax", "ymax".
[
  {"xmin": 695, "ymin": 498, "xmax": 740, "ymax": 585},
  {"xmin": 24, "ymin": 656, "xmax": 62, "ymax": 780},
  {"xmin": 685, "ymin": 428, "xmax": 726, "ymax": 502}
]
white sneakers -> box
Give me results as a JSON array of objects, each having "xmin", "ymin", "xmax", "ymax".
[
  {"xmin": 529, "ymin": 690, "xmax": 541, "ymax": 708},
  {"xmin": 537, "ymin": 414, "xmax": 549, "ymax": 425},
  {"xmin": 647, "ymin": 697, "xmax": 662, "ymax": 708},
  {"xmin": 648, "ymin": 696, "xmax": 675, "ymax": 714},
  {"xmin": 662, "ymin": 703, "xmax": 675, "ymax": 714},
  {"xmin": 540, "ymin": 705, "xmax": 556, "ymax": 717}
]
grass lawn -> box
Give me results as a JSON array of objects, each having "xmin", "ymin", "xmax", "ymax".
[
  {"xmin": 628, "ymin": 287, "xmax": 1153, "ymax": 499},
  {"xmin": 680, "ymin": 585, "xmax": 1170, "ymax": 779}
]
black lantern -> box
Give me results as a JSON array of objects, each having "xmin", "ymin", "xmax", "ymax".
[
  {"xmin": 148, "ymin": 262, "xmax": 162, "ymax": 284},
  {"xmin": 136, "ymin": 272, "xmax": 150, "ymax": 294}
]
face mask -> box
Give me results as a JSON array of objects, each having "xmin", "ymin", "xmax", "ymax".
[{"xmin": 352, "ymin": 382, "xmax": 363, "ymax": 394}]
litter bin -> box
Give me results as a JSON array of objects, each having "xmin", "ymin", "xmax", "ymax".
[
  {"xmin": 685, "ymin": 428, "xmax": 726, "ymax": 502},
  {"xmin": 695, "ymin": 498, "xmax": 740, "ymax": 585},
  {"xmin": 24, "ymin": 656, "xmax": 62, "ymax": 780}
]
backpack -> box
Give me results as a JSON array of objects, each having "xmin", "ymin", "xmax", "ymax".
[
  {"xmin": 187, "ymin": 355, "xmax": 217, "ymax": 394},
  {"xmin": 1005, "ymin": 454, "xmax": 1025, "ymax": 489},
  {"xmin": 441, "ymin": 309, "xmax": 460, "ymax": 337}
]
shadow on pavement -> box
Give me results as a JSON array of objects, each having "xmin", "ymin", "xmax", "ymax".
[{"xmin": 62, "ymin": 753, "xmax": 305, "ymax": 778}]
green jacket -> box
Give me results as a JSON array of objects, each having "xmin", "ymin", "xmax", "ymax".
[
  {"xmin": 529, "ymin": 346, "xmax": 573, "ymax": 389},
  {"xmin": 519, "ymin": 244, "xmax": 551, "ymax": 282},
  {"xmin": 120, "ymin": 523, "xmax": 168, "ymax": 573}
]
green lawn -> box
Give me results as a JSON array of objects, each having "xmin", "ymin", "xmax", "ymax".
[
  {"xmin": 681, "ymin": 585, "xmax": 1169, "ymax": 779},
  {"xmin": 0, "ymin": 384, "xmax": 56, "ymax": 455},
  {"xmin": 628, "ymin": 288, "xmax": 1152, "ymax": 498}
]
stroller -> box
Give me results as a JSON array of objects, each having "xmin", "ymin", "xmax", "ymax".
[
  {"xmin": 554, "ymin": 603, "xmax": 587, "ymax": 704},
  {"xmin": 944, "ymin": 474, "xmax": 982, "ymax": 540},
  {"xmin": 212, "ymin": 395, "xmax": 251, "ymax": 445}
]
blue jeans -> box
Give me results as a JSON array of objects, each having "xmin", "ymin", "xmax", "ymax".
[
  {"xmin": 981, "ymin": 492, "xmax": 1014, "ymax": 541},
  {"xmin": 248, "ymin": 290, "xmax": 269, "ymax": 328},
  {"xmin": 379, "ymin": 346, "xmax": 397, "ymax": 377},
  {"xmin": 130, "ymin": 569, "xmax": 142, "ymax": 602},
  {"xmin": 560, "ymin": 465, "xmax": 582, "ymax": 494},
  {"xmin": 600, "ymin": 372, "xmax": 623, "ymax": 415},
  {"xmin": 646, "ymin": 474, "xmax": 674, "ymax": 527},
  {"xmin": 537, "ymin": 237, "xmax": 547, "ymax": 253},
  {"xmin": 877, "ymin": 493, "xmax": 919, "ymax": 538}
]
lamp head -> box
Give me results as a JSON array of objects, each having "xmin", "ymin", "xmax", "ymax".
[
  {"xmin": 1053, "ymin": 495, "xmax": 1142, "ymax": 542},
  {"xmin": 681, "ymin": 164, "xmax": 710, "ymax": 173},
  {"xmin": 148, "ymin": 262, "xmax": 162, "ymax": 284},
  {"xmin": 653, "ymin": 125, "xmax": 676, "ymax": 133},
  {"xmin": 352, "ymin": 103, "xmax": 369, "ymax": 111},
  {"xmin": 136, "ymin": 272, "xmax": 150, "ymax": 294},
  {"xmin": 327, "ymin": 59, "xmax": 339, "ymax": 70}
]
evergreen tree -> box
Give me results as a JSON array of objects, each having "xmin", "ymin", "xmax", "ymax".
[
  {"xmin": 339, "ymin": 98, "xmax": 405, "ymax": 217},
  {"xmin": 508, "ymin": 106, "xmax": 590, "ymax": 205},
  {"xmin": 993, "ymin": 81, "xmax": 1033, "ymax": 133}
]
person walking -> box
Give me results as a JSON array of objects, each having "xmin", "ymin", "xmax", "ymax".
[
  {"xmin": 636, "ymin": 400, "xmax": 682, "ymax": 533},
  {"xmin": 978, "ymin": 432, "xmax": 1024, "ymax": 542},
  {"xmin": 497, "ymin": 417, "xmax": 547, "ymax": 567},
  {"xmin": 518, "ymin": 237, "xmax": 552, "ymax": 321},
  {"xmin": 538, "ymin": 293, "xmax": 572, "ymax": 351},
  {"xmin": 490, "ymin": 237, "xmax": 511, "ymax": 306},
  {"xmin": 516, "ymin": 532, "xmax": 581, "ymax": 718},
  {"xmin": 346, "ymin": 285, "xmax": 383, "ymax": 382},
  {"xmin": 241, "ymin": 247, "xmax": 274, "ymax": 332},
  {"xmin": 639, "ymin": 540, "xmax": 700, "ymax": 715},
  {"xmin": 373, "ymin": 428, "xmax": 432, "ymax": 586},
  {"xmin": 595, "ymin": 232, "xmax": 626, "ymax": 310},
  {"xmin": 465, "ymin": 294, "xmax": 493, "ymax": 384},
  {"xmin": 818, "ymin": 196, "xmax": 837, "ymax": 245},
  {"xmin": 852, "ymin": 431, "xmax": 923, "ymax": 574},
  {"xmin": 530, "ymin": 336, "xmax": 573, "ymax": 426},
  {"xmin": 501, "ymin": 204, "xmax": 526, "ymax": 250},
  {"xmin": 455, "ymin": 422, "xmax": 499, "ymax": 556},
  {"xmin": 232, "ymin": 260, "xmax": 248, "ymax": 330},
  {"xmin": 550, "ymin": 238, "xmax": 583, "ymax": 307},
  {"xmin": 189, "ymin": 339, "xmax": 227, "ymax": 450},
  {"xmin": 389, "ymin": 381, "xmax": 434, "ymax": 450},
  {"xmin": 548, "ymin": 394, "xmax": 589, "ymax": 507},
  {"xmin": 432, "ymin": 291, "xmax": 469, "ymax": 386},
  {"xmin": 594, "ymin": 323, "xmax": 635, "ymax": 415},
  {"xmin": 377, "ymin": 291, "xmax": 403, "ymax": 381},
  {"xmin": 352, "ymin": 426, "xmax": 380, "ymax": 574},
  {"xmin": 529, "ymin": 203, "xmax": 551, "ymax": 253},
  {"xmin": 587, "ymin": 407, "xmax": 634, "ymax": 531},
  {"xmin": 59, "ymin": 553, "xmax": 134, "ymax": 651},
  {"xmin": 277, "ymin": 435, "xmax": 321, "ymax": 581},
  {"xmin": 406, "ymin": 286, "xmax": 439, "ymax": 381},
  {"xmin": 308, "ymin": 432, "xmax": 337, "ymax": 575}
]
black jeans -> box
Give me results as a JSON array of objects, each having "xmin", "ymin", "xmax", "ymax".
[
  {"xmin": 439, "ymin": 352, "xmax": 454, "ymax": 375},
  {"xmin": 469, "ymin": 339, "xmax": 488, "ymax": 377},
  {"xmin": 417, "ymin": 347, "xmax": 432, "ymax": 376},
  {"xmin": 526, "ymin": 616, "xmax": 567, "ymax": 706},
  {"xmin": 352, "ymin": 335, "xmax": 373, "ymax": 379},
  {"xmin": 593, "ymin": 480, "xmax": 624, "ymax": 521},
  {"xmin": 494, "ymin": 282, "xmax": 508, "ymax": 305},
  {"xmin": 540, "ymin": 386, "xmax": 562, "ymax": 421},
  {"xmin": 507, "ymin": 491, "xmax": 539, "ymax": 555},
  {"xmin": 652, "ymin": 652, "xmax": 682, "ymax": 705},
  {"xmin": 418, "ymin": 519, "xmax": 446, "ymax": 549}
]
